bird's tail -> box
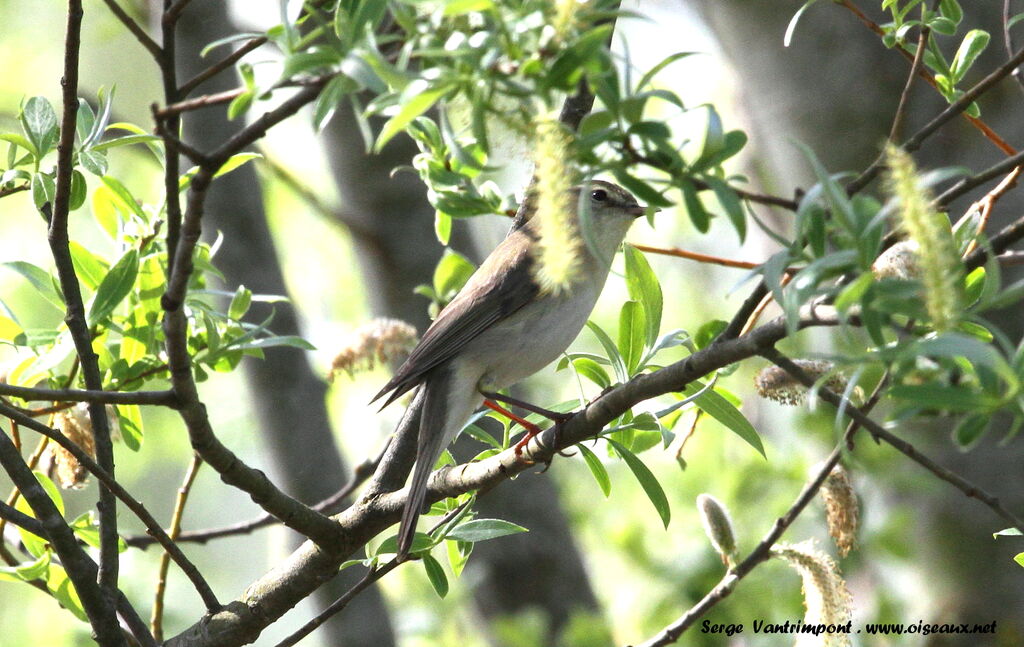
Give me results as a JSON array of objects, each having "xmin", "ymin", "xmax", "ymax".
[{"xmin": 397, "ymin": 369, "xmax": 452, "ymax": 560}]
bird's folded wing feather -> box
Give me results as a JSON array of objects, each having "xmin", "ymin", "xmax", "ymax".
[{"xmin": 373, "ymin": 228, "xmax": 540, "ymax": 407}]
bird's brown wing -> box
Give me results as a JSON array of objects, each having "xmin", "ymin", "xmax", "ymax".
[{"xmin": 372, "ymin": 227, "xmax": 540, "ymax": 408}]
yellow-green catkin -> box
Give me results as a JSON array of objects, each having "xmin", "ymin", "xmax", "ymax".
[
  {"xmin": 883, "ymin": 144, "xmax": 962, "ymax": 332},
  {"xmin": 771, "ymin": 540, "xmax": 853, "ymax": 647},
  {"xmin": 553, "ymin": 0, "xmax": 583, "ymax": 40},
  {"xmin": 531, "ymin": 117, "xmax": 581, "ymax": 294}
]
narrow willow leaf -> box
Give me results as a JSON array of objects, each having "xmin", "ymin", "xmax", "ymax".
[
  {"xmin": 577, "ymin": 443, "xmax": 611, "ymax": 497},
  {"xmin": 88, "ymin": 249, "xmax": 139, "ymax": 325},
  {"xmin": 684, "ymin": 380, "xmax": 765, "ymax": 457},
  {"xmin": 446, "ymin": 519, "xmax": 528, "ymax": 543},
  {"xmin": 422, "ymin": 553, "xmax": 449, "ymax": 598},
  {"xmin": 607, "ymin": 439, "xmax": 670, "ymax": 528},
  {"xmin": 624, "ymin": 245, "xmax": 663, "ymax": 348}
]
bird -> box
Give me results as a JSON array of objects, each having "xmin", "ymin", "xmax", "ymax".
[{"xmin": 372, "ymin": 180, "xmax": 647, "ymax": 559}]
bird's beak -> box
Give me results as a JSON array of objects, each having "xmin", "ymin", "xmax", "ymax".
[{"xmin": 627, "ymin": 205, "xmax": 648, "ymax": 217}]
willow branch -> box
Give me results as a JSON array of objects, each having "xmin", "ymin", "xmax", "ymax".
[
  {"xmin": 0, "ymin": 384, "xmax": 177, "ymax": 407},
  {"xmin": 49, "ymin": 0, "xmax": 121, "ymax": 600},
  {"xmin": 0, "ymin": 402, "xmax": 220, "ymax": 611}
]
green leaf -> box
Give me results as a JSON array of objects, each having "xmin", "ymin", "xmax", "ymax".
[
  {"xmin": 0, "ymin": 551, "xmax": 51, "ymax": 582},
  {"xmin": 100, "ymin": 176, "xmax": 146, "ymax": 219},
  {"xmin": 227, "ymin": 91, "xmax": 254, "ymax": 121},
  {"xmin": 75, "ymin": 98, "xmax": 96, "ymax": 147},
  {"xmin": 889, "ymin": 384, "xmax": 1000, "ymax": 412},
  {"xmin": 231, "ymin": 335, "xmax": 316, "ymax": 351},
  {"xmin": 214, "ymin": 152, "xmax": 262, "ymax": 178},
  {"xmin": 679, "ymin": 179, "xmax": 710, "ymax": 233},
  {"xmin": 607, "ymin": 439, "xmax": 670, "ymax": 528},
  {"xmin": 624, "ymin": 245, "xmax": 663, "ymax": 348},
  {"xmin": 577, "ymin": 443, "xmax": 611, "ymax": 497},
  {"xmin": 313, "ymin": 74, "xmax": 356, "ymax": 131},
  {"xmin": 69, "ymin": 170, "xmax": 87, "ymax": 211},
  {"xmin": 938, "ymin": 0, "xmax": 963, "ymax": 24},
  {"xmin": 694, "ymin": 319, "xmax": 727, "ymax": 350},
  {"xmin": 570, "ymin": 357, "xmax": 611, "ymax": 389},
  {"xmin": 432, "ymin": 250, "xmax": 475, "ymax": 301},
  {"xmin": 69, "ymin": 241, "xmax": 109, "ymax": 290},
  {"xmin": 784, "ymin": 0, "xmax": 822, "ymax": 46},
  {"xmin": 586, "ymin": 320, "xmax": 628, "ymax": 384},
  {"xmin": 79, "ymin": 149, "xmax": 108, "ymax": 176},
  {"xmin": 618, "ymin": 301, "xmax": 646, "ymax": 375},
  {"xmin": 15, "ymin": 472, "xmax": 64, "ymax": 557},
  {"xmin": 90, "ymin": 133, "xmax": 162, "ymax": 153},
  {"xmin": 704, "ymin": 176, "xmax": 746, "ymax": 242},
  {"xmin": 1, "ymin": 261, "xmax": 64, "ymax": 310},
  {"xmin": 1015, "ymin": 552, "xmax": 1024, "ymax": 568},
  {"xmin": 952, "ymin": 413, "xmax": 989, "ymax": 449},
  {"xmin": 950, "ymin": 30, "xmax": 990, "ymax": 84},
  {"xmin": 636, "ymin": 51, "xmax": 697, "ymax": 90},
  {"xmin": 47, "ymin": 565, "xmax": 87, "ymax": 621},
  {"xmin": 31, "ymin": 172, "xmax": 55, "ymax": 210},
  {"xmin": 21, "ymin": 96, "xmax": 58, "ymax": 157},
  {"xmin": 0, "ymin": 132, "xmax": 38, "ymax": 159},
  {"xmin": 422, "ymin": 553, "xmax": 449, "ymax": 598},
  {"xmin": 446, "ymin": 519, "xmax": 528, "ymax": 543},
  {"xmin": 88, "ymin": 249, "xmax": 139, "ymax": 325},
  {"xmin": 994, "ymin": 528, "xmax": 1023, "ymax": 538},
  {"xmin": 229, "ymin": 285, "xmax": 252, "ymax": 320},
  {"xmin": 375, "ymin": 82, "xmax": 453, "ymax": 151},
  {"xmin": 117, "ymin": 404, "xmax": 144, "ymax": 451},
  {"xmin": 684, "ymin": 380, "xmax": 765, "ymax": 457}
]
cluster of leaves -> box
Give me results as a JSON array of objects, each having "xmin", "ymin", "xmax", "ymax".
[
  {"xmin": 880, "ymin": 0, "xmax": 992, "ymax": 114},
  {"xmin": 226, "ymin": 0, "xmax": 751, "ymax": 242},
  {"xmin": 0, "ymin": 93, "xmax": 308, "ymax": 598},
  {"xmin": 760, "ymin": 145, "xmax": 1024, "ymax": 449},
  {"xmin": 790, "ymin": 0, "xmax": 1009, "ymax": 117}
]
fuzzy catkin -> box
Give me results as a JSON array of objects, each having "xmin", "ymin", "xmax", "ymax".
[
  {"xmin": 883, "ymin": 144, "xmax": 962, "ymax": 332},
  {"xmin": 531, "ymin": 117, "xmax": 582, "ymax": 294},
  {"xmin": 772, "ymin": 540, "xmax": 853, "ymax": 647}
]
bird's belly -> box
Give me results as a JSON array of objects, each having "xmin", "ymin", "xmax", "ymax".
[{"xmin": 466, "ymin": 285, "xmax": 600, "ymax": 390}]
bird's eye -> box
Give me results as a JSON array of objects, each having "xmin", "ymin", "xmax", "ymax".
[{"xmin": 591, "ymin": 189, "xmax": 608, "ymax": 202}]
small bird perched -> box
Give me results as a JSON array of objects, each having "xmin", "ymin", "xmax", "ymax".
[{"xmin": 373, "ymin": 180, "xmax": 647, "ymax": 559}]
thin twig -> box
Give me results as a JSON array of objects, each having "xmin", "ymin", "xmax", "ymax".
[
  {"xmin": 690, "ymin": 178, "xmax": 799, "ymax": 211},
  {"xmin": 888, "ymin": 23, "xmax": 930, "ymax": 142},
  {"xmin": 0, "ymin": 499, "xmax": 46, "ymax": 537},
  {"xmin": 155, "ymin": 88, "xmax": 247, "ymax": 119},
  {"xmin": 961, "ymin": 166, "xmax": 1022, "ymax": 256},
  {"xmin": 839, "ymin": 0, "xmax": 1017, "ymax": 179},
  {"xmin": 935, "ymin": 147, "xmax": 1024, "ymax": 206},
  {"xmin": 178, "ymin": 36, "xmax": 268, "ymax": 97},
  {"xmin": 163, "ymin": 0, "xmax": 197, "ymax": 26},
  {"xmin": 635, "ymin": 367, "xmax": 888, "ymax": 647},
  {"xmin": 0, "ymin": 384, "xmax": 177, "ymax": 407},
  {"xmin": 98, "ymin": 0, "xmax": 162, "ymax": 60},
  {"xmin": 841, "ymin": 0, "xmax": 1022, "ymax": 195},
  {"xmin": 631, "ymin": 244, "xmax": 797, "ymax": 272},
  {"xmin": 124, "ymin": 443, "xmax": 387, "ymax": 547},
  {"xmin": 766, "ymin": 350, "xmax": 1024, "ymax": 533},
  {"xmin": 272, "ymin": 560, "xmax": 401, "ymax": 647},
  {"xmin": 152, "ymin": 455, "xmax": 204, "ymax": 642},
  {"xmin": 0, "ymin": 184, "xmax": 29, "ymax": 199},
  {"xmin": 0, "ymin": 402, "xmax": 221, "ymax": 611}
]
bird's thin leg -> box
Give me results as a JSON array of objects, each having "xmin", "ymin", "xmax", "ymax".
[
  {"xmin": 482, "ymin": 399, "xmax": 542, "ymax": 458},
  {"xmin": 479, "ymin": 390, "xmax": 573, "ymax": 423}
]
